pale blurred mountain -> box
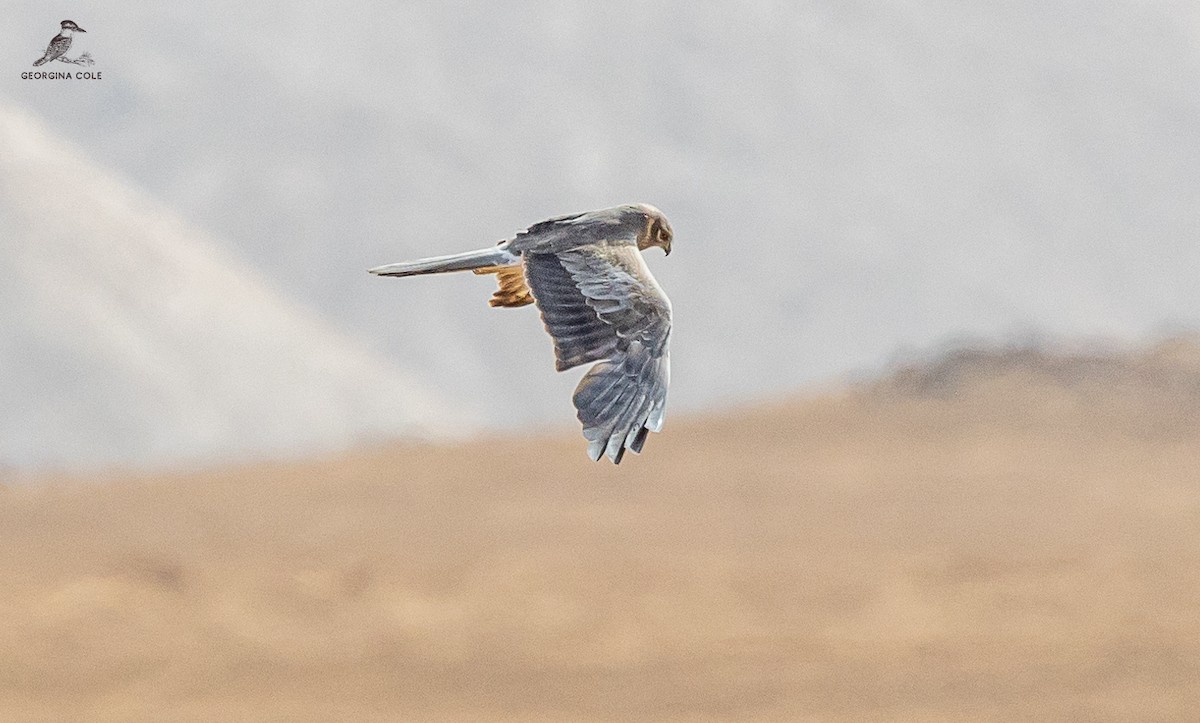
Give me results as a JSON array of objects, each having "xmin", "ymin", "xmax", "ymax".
[
  {"xmin": 0, "ymin": 105, "xmax": 461, "ymax": 469},
  {"xmin": 3, "ymin": 2, "xmax": 1200, "ymax": 442}
]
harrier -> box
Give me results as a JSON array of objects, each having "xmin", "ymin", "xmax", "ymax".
[{"xmin": 370, "ymin": 203, "xmax": 673, "ymax": 463}]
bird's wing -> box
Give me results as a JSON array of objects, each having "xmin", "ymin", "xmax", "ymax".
[
  {"xmin": 509, "ymin": 208, "xmax": 624, "ymax": 255},
  {"xmin": 523, "ymin": 244, "xmax": 672, "ymax": 463},
  {"xmin": 40, "ymin": 35, "xmax": 70, "ymax": 62}
]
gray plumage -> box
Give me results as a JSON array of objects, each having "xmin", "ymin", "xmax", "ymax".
[
  {"xmin": 369, "ymin": 203, "xmax": 674, "ymax": 464},
  {"xmin": 367, "ymin": 245, "xmax": 518, "ymax": 277}
]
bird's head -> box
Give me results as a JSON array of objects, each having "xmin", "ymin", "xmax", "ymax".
[
  {"xmin": 635, "ymin": 203, "xmax": 673, "ymax": 256},
  {"xmin": 60, "ymin": 20, "xmax": 85, "ymax": 33}
]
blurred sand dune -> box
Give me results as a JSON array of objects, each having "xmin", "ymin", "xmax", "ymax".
[{"xmin": 2, "ymin": 339, "xmax": 1199, "ymax": 721}]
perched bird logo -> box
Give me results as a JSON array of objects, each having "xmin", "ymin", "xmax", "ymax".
[
  {"xmin": 33, "ymin": 20, "xmax": 91, "ymax": 67},
  {"xmin": 370, "ymin": 204, "xmax": 675, "ymax": 464}
]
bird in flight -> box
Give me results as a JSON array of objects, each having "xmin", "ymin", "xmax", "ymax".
[
  {"xmin": 33, "ymin": 20, "xmax": 85, "ymax": 67},
  {"xmin": 370, "ymin": 203, "xmax": 674, "ymax": 463}
]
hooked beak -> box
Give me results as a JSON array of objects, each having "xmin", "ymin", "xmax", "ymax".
[{"xmin": 664, "ymin": 242, "xmax": 672, "ymax": 256}]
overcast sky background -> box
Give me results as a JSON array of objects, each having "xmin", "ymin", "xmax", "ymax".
[{"xmin": 3, "ymin": 1, "xmax": 1200, "ymax": 467}]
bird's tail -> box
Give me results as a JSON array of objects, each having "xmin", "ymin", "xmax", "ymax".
[
  {"xmin": 33, "ymin": 58, "xmax": 48, "ymax": 67},
  {"xmin": 368, "ymin": 244, "xmax": 518, "ymax": 278}
]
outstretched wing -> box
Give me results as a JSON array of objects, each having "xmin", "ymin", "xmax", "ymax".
[{"xmin": 523, "ymin": 245, "xmax": 671, "ymax": 463}]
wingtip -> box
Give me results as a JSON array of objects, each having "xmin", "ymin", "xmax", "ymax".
[
  {"xmin": 605, "ymin": 431, "xmax": 627, "ymax": 464},
  {"xmin": 630, "ymin": 426, "xmax": 650, "ymax": 454}
]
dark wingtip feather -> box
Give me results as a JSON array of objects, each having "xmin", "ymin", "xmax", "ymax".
[{"xmin": 630, "ymin": 426, "xmax": 650, "ymax": 454}]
